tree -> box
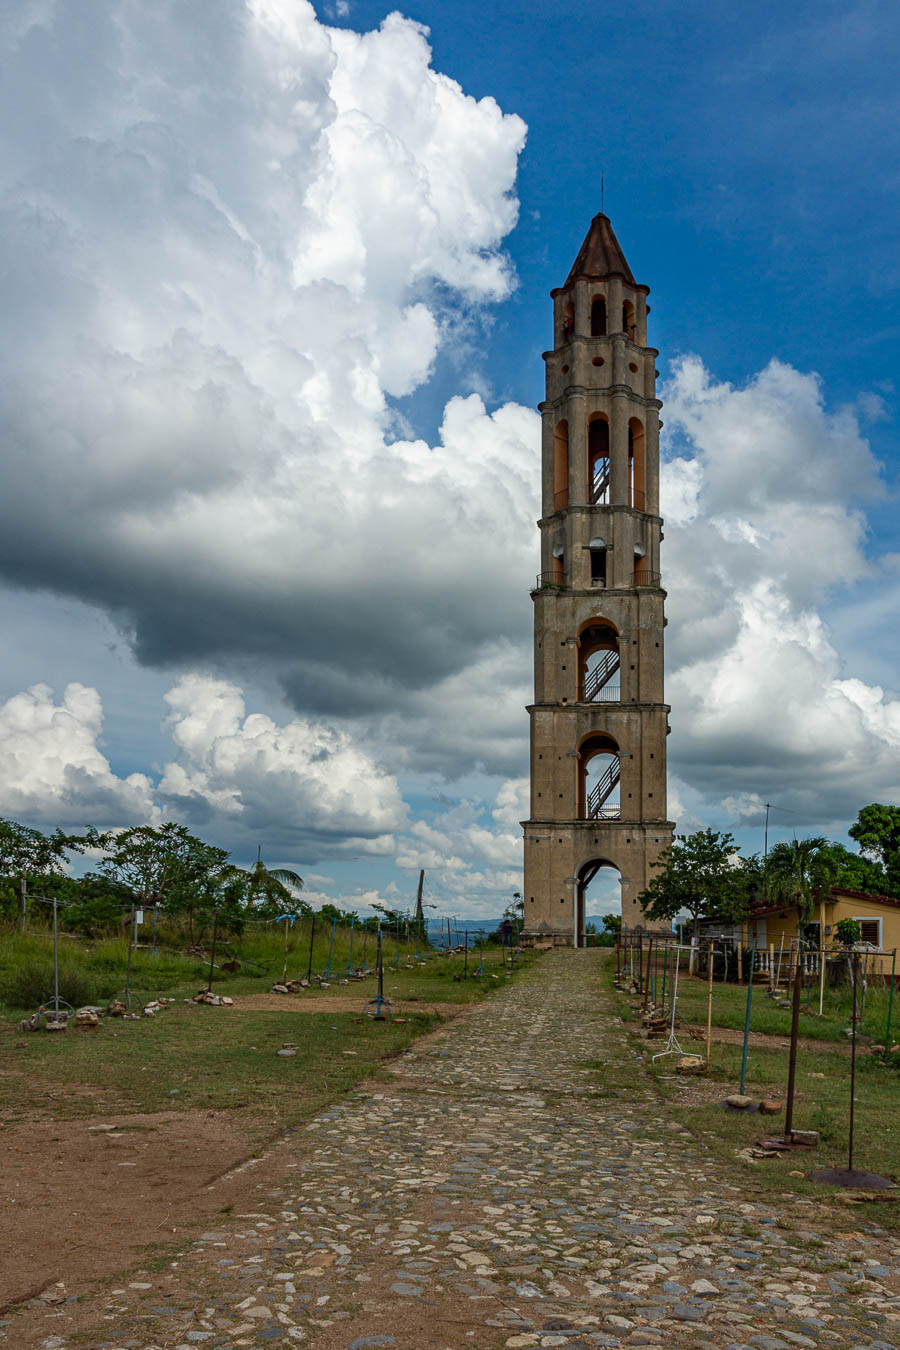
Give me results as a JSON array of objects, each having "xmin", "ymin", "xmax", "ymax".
[
  {"xmin": 816, "ymin": 840, "xmax": 892, "ymax": 898},
  {"xmin": 232, "ymin": 847, "xmax": 307, "ymax": 918},
  {"xmin": 638, "ymin": 829, "xmax": 749, "ymax": 944},
  {"xmin": 503, "ymin": 891, "xmax": 524, "ymax": 922},
  {"xmin": 764, "ymin": 836, "xmax": 835, "ymax": 925},
  {"xmin": 834, "ymin": 917, "xmax": 862, "ymax": 948},
  {"xmin": 849, "ymin": 804, "xmax": 900, "ymax": 896},
  {"xmin": 97, "ymin": 823, "xmax": 230, "ymax": 941},
  {"xmin": 0, "ymin": 817, "xmax": 85, "ymax": 928}
]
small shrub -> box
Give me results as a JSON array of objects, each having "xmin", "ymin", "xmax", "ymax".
[{"xmin": 0, "ymin": 955, "xmax": 100, "ymax": 1010}]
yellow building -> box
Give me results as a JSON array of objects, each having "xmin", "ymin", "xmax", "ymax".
[{"xmin": 746, "ymin": 886, "xmax": 900, "ymax": 979}]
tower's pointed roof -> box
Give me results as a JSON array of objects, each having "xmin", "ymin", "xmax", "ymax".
[{"xmin": 565, "ymin": 213, "xmax": 637, "ymax": 287}]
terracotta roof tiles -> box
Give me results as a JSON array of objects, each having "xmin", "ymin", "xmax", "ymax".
[{"xmin": 565, "ymin": 213, "xmax": 637, "ymax": 287}]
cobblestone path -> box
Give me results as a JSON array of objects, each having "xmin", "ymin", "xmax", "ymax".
[{"xmin": 15, "ymin": 951, "xmax": 900, "ymax": 1350}]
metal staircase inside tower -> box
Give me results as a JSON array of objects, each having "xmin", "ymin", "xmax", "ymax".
[
  {"xmin": 591, "ymin": 460, "xmax": 610, "ymax": 505},
  {"xmin": 583, "ymin": 649, "xmax": 620, "ymax": 702},
  {"xmin": 587, "ymin": 759, "xmax": 620, "ymax": 819}
]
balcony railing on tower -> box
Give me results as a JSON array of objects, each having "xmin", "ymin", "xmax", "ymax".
[
  {"xmin": 586, "ymin": 759, "xmax": 621, "ymax": 819},
  {"xmin": 584, "ymin": 650, "xmax": 620, "ymax": 702},
  {"xmin": 533, "ymin": 571, "xmax": 566, "ymax": 591}
]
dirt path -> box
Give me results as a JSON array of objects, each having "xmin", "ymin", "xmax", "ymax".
[{"xmin": 6, "ymin": 952, "xmax": 900, "ymax": 1350}]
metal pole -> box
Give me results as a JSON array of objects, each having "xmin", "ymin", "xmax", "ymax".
[
  {"xmin": 739, "ymin": 942, "xmax": 757, "ymax": 1096},
  {"xmin": 637, "ymin": 932, "xmax": 643, "ymax": 994},
  {"xmin": 463, "ymin": 930, "xmax": 468, "ymax": 979},
  {"xmin": 281, "ymin": 914, "xmax": 290, "ymax": 984},
  {"xmin": 125, "ymin": 905, "xmax": 136, "ymax": 1009},
  {"xmin": 615, "ymin": 930, "xmax": 621, "ymax": 979},
  {"xmin": 783, "ymin": 952, "xmax": 803, "ymax": 1140},
  {"xmin": 207, "ymin": 911, "xmax": 218, "ymax": 993},
  {"xmin": 151, "ymin": 904, "xmax": 159, "ymax": 956},
  {"xmin": 819, "ymin": 932, "xmax": 827, "ymax": 1016},
  {"xmin": 885, "ymin": 948, "xmax": 897, "ymax": 1050},
  {"xmin": 362, "ymin": 923, "xmax": 369, "ymax": 972},
  {"xmin": 348, "ymin": 915, "xmax": 355, "ymax": 974},
  {"xmin": 53, "ymin": 895, "xmax": 60, "ymax": 1017},
  {"xmin": 705, "ymin": 940, "xmax": 714, "ymax": 1073},
  {"xmin": 377, "ymin": 927, "xmax": 385, "ymax": 1011},
  {"xmin": 20, "ymin": 877, "xmax": 26, "ymax": 934},
  {"xmin": 849, "ymin": 953, "xmax": 859, "ymax": 1172},
  {"xmin": 326, "ymin": 918, "xmax": 336, "ymax": 978},
  {"xmin": 307, "ymin": 913, "xmax": 317, "ymax": 982}
]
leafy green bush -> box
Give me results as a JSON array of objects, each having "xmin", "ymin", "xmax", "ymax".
[{"xmin": 0, "ymin": 954, "xmax": 101, "ymax": 1009}]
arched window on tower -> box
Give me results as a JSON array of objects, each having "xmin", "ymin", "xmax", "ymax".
[
  {"xmin": 588, "ymin": 415, "xmax": 610, "ymax": 505},
  {"xmin": 627, "ymin": 417, "xmax": 645, "ymax": 511},
  {"xmin": 590, "ymin": 296, "xmax": 607, "ymax": 337},
  {"xmin": 579, "ymin": 622, "xmax": 620, "ymax": 701},
  {"xmin": 578, "ymin": 732, "xmax": 621, "ymax": 820},
  {"xmin": 622, "ymin": 298, "xmax": 636, "ymax": 342},
  {"xmin": 554, "ymin": 420, "xmax": 569, "ymax": 510}
]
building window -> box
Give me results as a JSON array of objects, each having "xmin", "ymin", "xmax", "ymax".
[
  {"xmin": 855, "ymin": 917, "xmax": 882, "ymax": 948},
  {"xmin": 591, "ymin": 296, "xmax": 607, "ymax": 337}
]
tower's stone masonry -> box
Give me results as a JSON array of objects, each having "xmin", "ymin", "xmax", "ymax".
[{"xmin": 521, "ymin": 214, "xmax": 674, "ymax": 946}]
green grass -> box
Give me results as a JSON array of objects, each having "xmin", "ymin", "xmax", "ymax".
[
  {"xmin": 0, "ymin": 1000, "xmax": 437, "ymax": 1137},
  {"xmin": 0, "ymin": 923, "xmax": 540, "ymax": 1142},
  {"xmin": 0, "ymin": 922, "xmax": 531, "ymax": 1016},
  {"xmin": 622, "ymin": 955, "xmax": 899, "ymax": 1046},
  {"xmin": 663, "ymin": 1038, "xmax": 900, "ymax": 1228},
  {"xmin": 607, "ymin": 954, "xmax": 900, "ymax": 1231}
]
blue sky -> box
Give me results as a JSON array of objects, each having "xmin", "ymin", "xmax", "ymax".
[{"xmin": 0, "ymin": 0, "xmax": 897, "ymax": 919}]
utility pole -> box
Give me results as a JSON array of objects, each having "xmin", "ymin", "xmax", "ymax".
[{"xmin": 415, "ymin": 869, "xmax": 424, "ymax": 931}]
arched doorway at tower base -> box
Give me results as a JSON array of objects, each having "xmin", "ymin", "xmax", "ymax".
[{"xmin": 575, "ymin": 858, "xmax": 622, "ymax": 948}]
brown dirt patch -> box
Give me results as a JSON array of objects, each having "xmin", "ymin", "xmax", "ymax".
[
  {"xmin": 0, "ymin": 1107, "xmax": 262, "ymax": 1311},
  {"xmin": 699, "ymin": 1023, "xmax": 853, "ymax": 1055}
]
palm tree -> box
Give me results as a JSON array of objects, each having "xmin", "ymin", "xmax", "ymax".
[
  {"xmin": 765, "ymin": 837, "xmax": 835, "ymax": 925},
  {"xmin": 235, "ymin": 847, "xmax": 306, "ymax": 915}
]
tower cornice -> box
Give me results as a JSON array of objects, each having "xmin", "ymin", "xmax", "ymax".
[{"xmin": 539, "ymin": 391, "xmax": 663, "ymax": 415}]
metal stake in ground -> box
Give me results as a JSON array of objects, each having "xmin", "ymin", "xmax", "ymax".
[
  {"xmin": 52, "ymin": 893, "xmax": 61, "ymax": 1017},
  {"xmin": 810, "ymin": 950, "xmax": 896, "ymax": 1190},
  {"xmin": 782, "ymin": 948, "xmax": 804, "ymax": 1141},
  {"xmin": 463, "ymin": 930, "xmax": 468, "ymax": 980},
  {"xmin": 642, "ymin": 935, "xmax": 653, "ymax": 1013},
  {"xmin": 705, "ymin": 940, "xmax": 714, "ymax": 1074},
  {"xmin": 307, "ymin": 912, "xmax": 317, "ymax": 983},
  {"xmin": 884, "ymin": 948, "xmax": 896, "ymax": 1051},
  {"xmin": 124, "ymin": 904, "xmax": 136, "ymax": 1009},
  {"xmin": 652, "ymin": 944, "xmax": 686, "ymax": 1061},
  {"xmin": 363, "ymin": 927, "xmax": 392, "ymax": 1019},
  {"xmin": 207, "ymin": 912, "xmax": 219, "ymax": 993},
  {"xmin": 346, "ymin": 914, "xmax": 355, "ymax": 976},
  {"xmin": 325, "ymin": 917, "xmax": 336, "ymax": 979},
  {"xmin": 739, "ymin": 941, "xmax": 756, "ymax": 1096}
]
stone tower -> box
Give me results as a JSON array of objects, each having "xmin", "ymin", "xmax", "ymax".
[{"xmin": 521, "ymin": 214, "xmax": 674, "ymax": 945}]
